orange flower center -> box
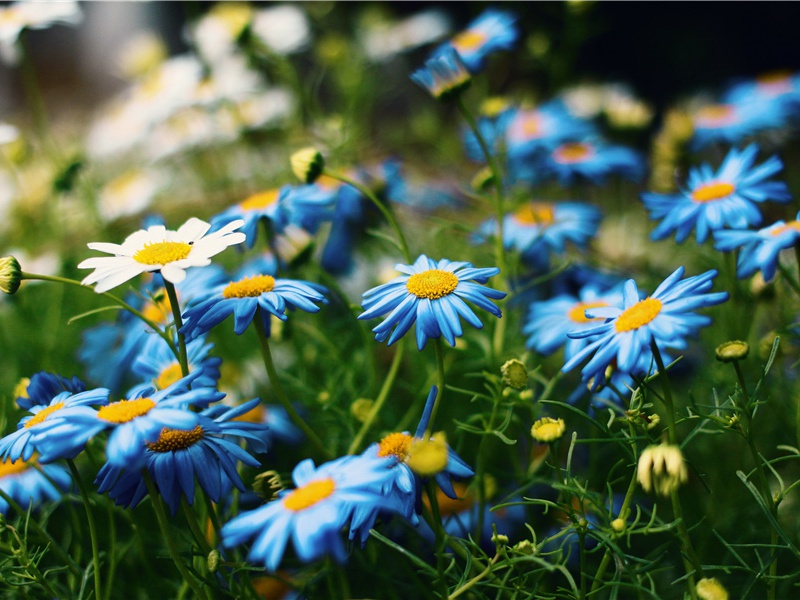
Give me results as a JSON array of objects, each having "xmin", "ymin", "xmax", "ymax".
[
  {"xmin": 567, "ymin": 301, "xmax": 608, "ymax": 324},
  {"xmin": 25, "ymin": 402, "xmax": 66, "ymax": 428},
  {"xmin": 133, "ymin": 241, "xmax": 192, "ymax": 266},
  {"xmin": 552, "ymin": 142, "xmax": 593, "ymax": 164},
  {"xmin": 0, "ymin": 457, "xmax": 32, "ymax": 478},
  {"xmin": 282, "ymin": 478, "xmax": 336, "ymax": 511},
  {"xmin": 694, "ymin": 104, "xmax": 735, "ymax": 127},
  {"xmin": 377, "ymin": 432, "xmax": 413, "ymax": 460},
  {"xmin": 691, "ymin": 182, "xmax": 736, "ymax": 203},
  {"xmin": 771, "ymin": 221, "xmax": 800, "ymax": 236},
  {"xmin": 615, "ymin": 297, "xmax": 663, "ymax": 333},
  {"xmin": 512, "ymin": 203, "xmax": 554, "ymax": 225},
  {"xmin": 97, "ymin": 398, "xmax": 156, "ymax": 423},
  {"xmin": 155, "ymin": 362, "xmax": 183, "ymax": 390},
  {"xmin": 239, "ymin": 189, "xmax": 280, "ymax": 211},
  {"xmin": 452, "ymin": 30, "xmax": 487, "ymax": 53},
  {"xmin": 142, "ymin": 290, "xmax": 173, "ymax": 325},
  {"xmin": 147, "ymin": 425, "xmax": 204, "ymax": 452}
]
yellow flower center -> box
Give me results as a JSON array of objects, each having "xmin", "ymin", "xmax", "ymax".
[
  {"xmin": 155, "ymin": 362, "xmax": 184, "ymax": 390},
  {"xmin": 615, "ymin": 297, "xmax": 663, "ymax": 333},
  {"xmin": 567, "ymin": 301, "xmax": 608, "ymax": 324},
  {"xmin": 222, "ymin": 275, "xmax": 276, "ymax": 299},
  {"xmin": 97, "ymin": 398, "xmax": 157, "ymax": 423},
  {"xmin": 553, "ymin": 142, "xmax": 593, "ymax": 164},
  {"xmin": 133, "ymin": 241, "xmax": 192, "ymax": 266},
  {"xmin": 531, "ymin": 417, "xmax": 566, "ymax": 443},
  {"xmin": 520, "ymin": 114, "xmax": 540, "ymax": 137},
  {"xmin": 452, "ymin": 30, "xmax": 487, "ymax": 53},
  {"xmin": 406, "ymin": 269, "xmax": 459, "ymax": 299},
  {"xmin": 694, "ymin": 104, "xmax": 735, "ymax": 127},
  {"xmin": 377, "ymin": 432, "xmax": 413, "ymax": 460},
  {"xmin": 691, "ymin": 181, "xmax": 736, "ymax": 203},
  {"xmin": 142, "ymin": 290, "xmax": 172, "ymax": 325},
  {"xmin": 147, "ymin": 425, "xmax": 204, "ymax": 452},
  {"xmin": 0, "ymin": 457, "xmax": 31, "ymax": 478},
  {"xmin": 512, "ymin": 203, "xmax": 554, "ymax": 226},
  {"xmin": 282, "ymin": 478, "xmax": 336, "ymax": 512},
  {"xmin": 239, "ymin": 189, "xmax": 280, "ymax": 211},
  {"xmin": 25, "ymin": 402, "xmax": 66, "ymax": 428},
  {"xmin": 770, "ymin": 221, "xmax": 800, "ymax": 236}
]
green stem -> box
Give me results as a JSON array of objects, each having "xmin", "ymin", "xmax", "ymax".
[
  {"xmin": 67, "ymin": 459, "xmax": 103, "ymax": 600},
  {"xmin": 425, "ymin": 481, "xmax": 451, "ymax": 599},
  {"xmin": 426, "ymin": 338, "xmax": 447, "ymax": 436},
  {"xmin": 649, "ymin": 340, "xmax": 677, "ymax": 445},
  {"xmin": 448, "ymin": 554, "xmax": 499, "ymax": 599},
  {"xmin": 182, "ymin": 498, "xmax": 213, "ymax": 557},
  {"xmin": 474, "ymin": 382, "xmax": 502, "ymax": 545},
  {"xmin": 164, "ymin": 280, "xmax": 189, "ymax": 377},
  {"xmin": 143, "ymin": 471, "xmax": 209, "ymax": 600},
  {"xmin": 454, "ymin": 96, "xmax": 508, "ymax": 364},
  {"xmin": 323, "ymin": 169, "xmax": 411, "ymax": 264},
  {"xmin": 253, "ymin": 311, "xmax": 332, "ymax": 459},
  {"xmin": 21, "ymin": 271, "xmax": 179, "ymax": 360},
  {"xmin": 347, "ymin": 339, "xmax": 406, "ymax": 454}
]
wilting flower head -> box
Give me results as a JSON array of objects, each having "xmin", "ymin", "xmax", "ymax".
[
  {"xmin": 410, "ymin": 47, "xmax": 471, "ymax": 101},
  {"xmin": 562, "ymin": 267, "xmax": 728, "ymax": 384},
  {"xmin": 0, "ymin": 256, "xmax": 21, "ymax": 295},
  {"xmin": 221, "ymin": 454, "xmax": 397, "ymax": 571},
  {"xmin": 641, "ymin": 144, "xmax": 791, "ymax": 244},
  {"xmin": 78, "ymin": 217, "xmax": 246, "ymax": 293},
  {"xmin": 714, "ymin": 210, "xmax": 800, "ymax": 281},
  {"xmin": 359, "ymin": 254, "xmax": 505, "ymax": 350},
  {"xmin": 637, "ymin": 443, "xmax": 688, "ymax": 496},
  {"xmin": 431, "ymin": 8, "xmax": 518, "ymax": 73}
]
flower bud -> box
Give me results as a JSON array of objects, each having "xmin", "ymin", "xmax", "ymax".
[
  {"xmin": 406, "ymin": 432, "xmax": 449, "ymax": 477},
  {"xmin": 530, "ymin": 417, "xmax": 566, "ymax": 443},
  {"xmin": 501, "ymin": 358, "xmax": 528, "ymax": 389},
  {"xmin": 0, "ymin": 256, "xmax": 21, "ymax": 295},
  {"xmin": 207, "ymin": 549, "xmax": 220, "ymax": 573},
  {"xmin": 715, "ymin": 340, "xmax": 749, "ymax": 363},
  {"xmin": 290, "ymin": 147, "xmax": 324, "ymax": 184},
  {"xmin": 696, "ymin": 577, "xmax": 729, "ymax": 600},
  {"xmin": 637, "ymin": 444, "xmax": 688, "ymax": 496}
]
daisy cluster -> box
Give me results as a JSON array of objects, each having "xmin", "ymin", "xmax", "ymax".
[{"xmin": 3, "ymin": 2, "xmax": 800, "ymax": 598}]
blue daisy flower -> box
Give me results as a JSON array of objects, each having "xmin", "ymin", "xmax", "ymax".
[
  {"xmin": 641, "ymin": 144, "xmax": 792, "ymax": 244},
  {"xmin": 541, "ymin": 139, "xmax": 645, "ymax": 185},
  {"xmin": 475, "ymin": 201, "xmax": 602, "ymax": 270},
  {"xmin": 95, "ymin": 398, "xmax": 269, "ymax": 514},
  {"xmin": 523, "ymin": 282, "xmax": 625, "ymax": 360},
  {"xmin": 353, "ymin": 386, "xmax": 475, "ymax": 545},
  {"xmin": 562, "ymin": 267, "xmax": 728, "ymax": 383},
  {"xmin": 461, "ymin": 99, "xmax": 517, "ymax": 161},
  {"xmin": 722, "ymin": 71, "xmax": 800, "ymax": 117},
  {"xmin": 431, "ymin": 8, "xmax": 519, "ymax": 73},
  {"xmin": 179, "ymin": 264, "xmax": 327, "ymax": 341},
  {"xmin": 31, "ymin": 370, "xmax": 222, "ymax": 469},
  {"xmin": 127, "ymin": 337, "xmax": 222, "ymax": 397},
  {"xmin": 411, "ymin": 47, "xmax": 471, "ymax": 101},
  {"xmin": 690, "ymin": 100, "xmax": 789, "ymax": 150},
  {"xmin": 210, "ymin": 187, "xmax": 290, "ymax": 249},
  {"xmin": 221, "ymin": 454, "xmax": 397, "ymax": 572},
  {"xmin": 0, "ymin": 458, "xmax": 71, "ymax": 516},
  {"xmin": 16, "ymin": 371, "xmax": 86, "ymax": 411},
  {"xmin": 714, "ymin": 211, "xmax": 800, "ymax": 281},
  {"xmin": 358, "ymin": 255, "xmax": 506, "ymax": 350},
  {"xmin": 0, "ymin": 387, "xmax": 110, "ymax": 463}
]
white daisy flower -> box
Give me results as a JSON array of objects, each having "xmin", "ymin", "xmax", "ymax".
[{"xmin": 78, "ymin": 218, "xmax": 245, "ymax": 293}]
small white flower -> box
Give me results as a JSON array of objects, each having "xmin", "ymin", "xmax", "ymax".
[
  {"xmin": 78, "ymin": 218, "xmax": 245, "ymax": 293},
  {"xmin": 250, "ymin": 4, "xmax": 310, "ymax": 55}
]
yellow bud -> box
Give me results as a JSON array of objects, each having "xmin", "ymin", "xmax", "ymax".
[
  {"xmin": 611, "ymin": 518, "xmax": 625, "ymax": 533},
  {"xmin": 290, "ymin": 147, "xmax": 324, "ymax": 184},
  {"xmin": 530, "ymin": 417, "xmax": 566, "ymax": 443},
  {"xmin": 406, "ymin": 432, "xmax": 449, "ymax": 477},
  {"xmin": 696, "ymin": 577, "xmax": 729, "ymax": 600},
  {"xmin": 350, "ymin": 398, "xmax": 374, "ymax": 423},
  {"xmin": 0, "ymin": 256, "xmax": 21, "ymax": 295}
]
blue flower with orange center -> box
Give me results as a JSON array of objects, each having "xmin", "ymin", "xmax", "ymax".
[
  {"xmin": 714, "ymin": 210, "xmax": 800, "ymax": 281},
  {"xmin": 641, "ymin": 144, "xmax": 791, "ymax": 243},
  {"xmin": 179, "ymin": 267, "xmax": 327, "ymax": 341},
  {"xmin": 690, "ymin": 99, "xmax": 788, "ymax": 150},
  {"xmin": 95, "ymin": 399, "xmax": 269, "ymax": 514},
  {"xmin": 475, "ymin": 201, "xmax": 602, "ymax": 270},
  {"xmin": 359, "ymin": 255, "xmax": 505, "ymax": 350},
  {"xmin": 31, "ymin": 370, "xmax": 221, "ymax": 468},
  {"xmin": 562, "ymin": 267, "xmax": 728, "ymax": 383},
  {"xmin": 523, "ymin": 282, "xmax": 625, "ymax": 360},
  {"xmin": 411, "ymin": 47, "xmax": 471, "ymax": 101},
  {"xmin": 0, "ymin": 457, "xmax": 71, "ymax": 516},
  {"xmin": 431, "ymin": 8, "xmax": 519, "ymax": 73},
  {"xmin": 540, "ymin": 139, "xmax": 645, "ymax": 185},
  {"xmin": 221, "ymin": 454, "xmax": 397, "ymax": 571},
  {"xmin": 0, "ymin": 386, "xmax": 109, "ymax": 463}
]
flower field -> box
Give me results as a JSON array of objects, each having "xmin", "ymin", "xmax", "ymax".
[{"xmin": 1, "ymin": 3, "xmax": 800, "ymax": 599}]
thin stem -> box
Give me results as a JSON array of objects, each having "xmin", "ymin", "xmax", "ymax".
[
  {"xmin": 253, "ymin": 311, "xmax": 332, "ymax": 459},
  {"xmin": 347, "ymin": 339, "xmax": 406, "ymax": 454},
  {"xmin": 323, "ymin": 169, "xmax": 411, "ymax": 264},
  {"xmin": 649, "ymin": 340, "xmax": 677, "ymax": 445},
  {"xmin": 21, "ymin": 271, "xmax": 179, "ymax": 360},
  {"xmin": 143, "ymin": 471, "xmax": 209, "ymax": 600},
  {"xmin": 448, "ymin": 554, "xmax": 500, "ymax": 599},
  {"xmin": 164, "ymin": 280, "xmax": 189, "ymax": 377},
  {"xmin": 67, "ymin": 459, "xmax": 103, "ymax": 600},
  {"xmin": 425, "ymin": 481, "xmax": 451, "ymax": 599},
  {"xmin": 182, "ymin": 498, "xmax": 213, "ymax": 557}
]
